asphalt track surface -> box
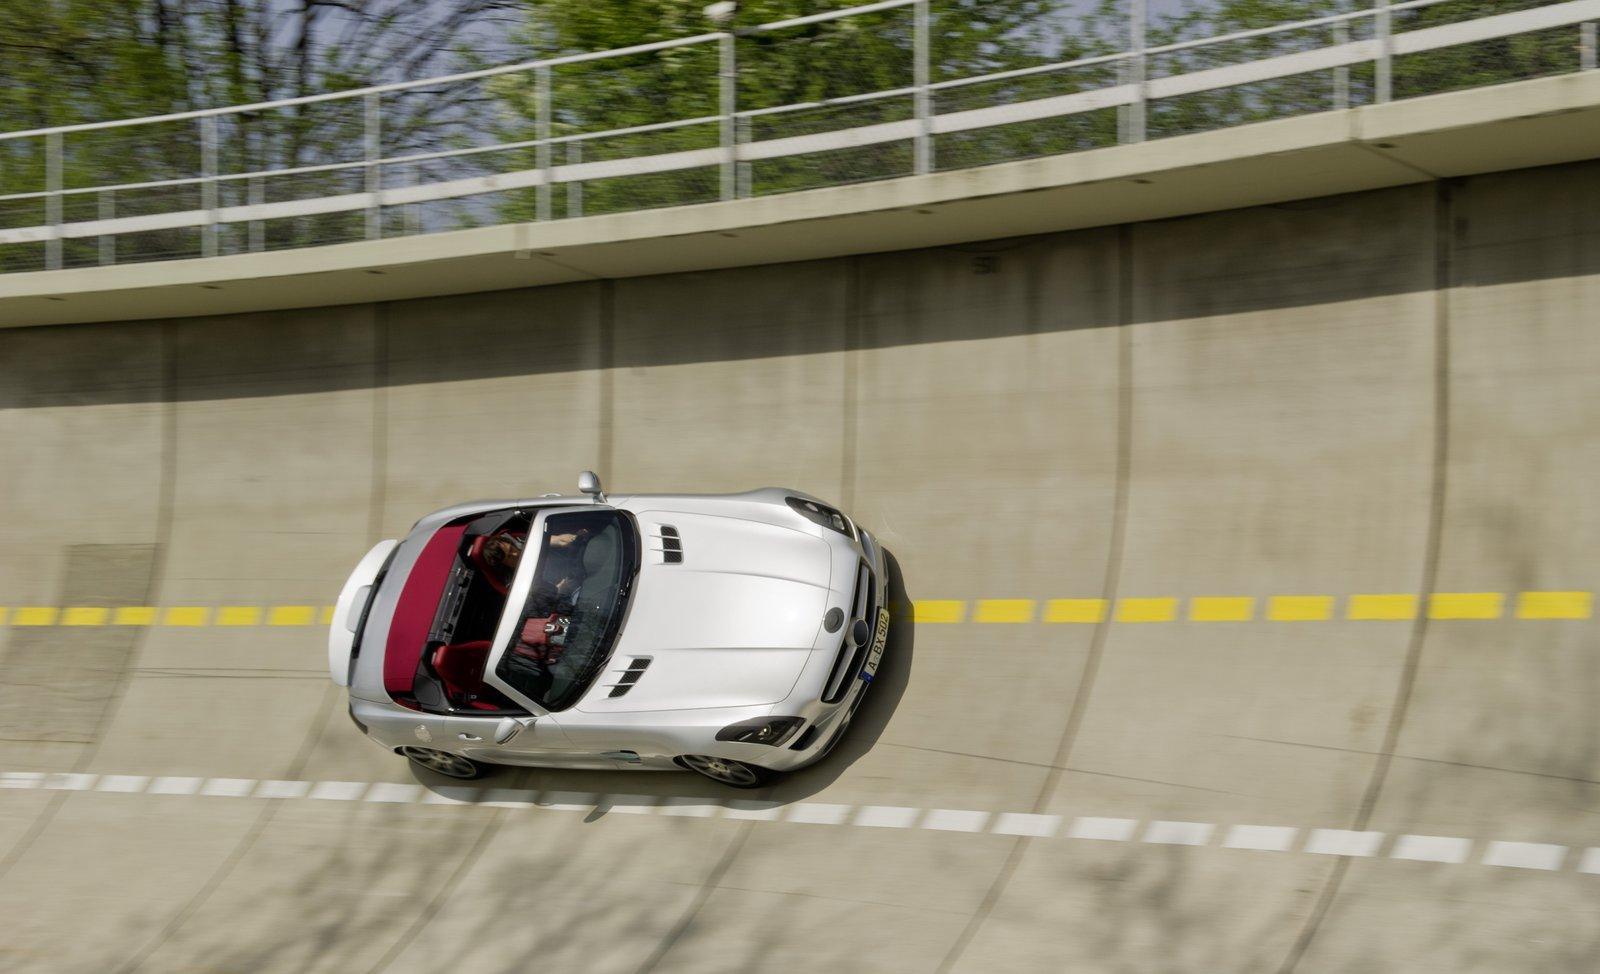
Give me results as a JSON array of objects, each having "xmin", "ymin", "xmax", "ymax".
[{"xmin": 1, "ymin": 160, "xmax": 1598, "ymax": 972}]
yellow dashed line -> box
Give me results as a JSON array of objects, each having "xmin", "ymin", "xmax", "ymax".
[
  {"xmin": 1515, "ymin": 591, "xmax": 1591, "ymax": 620},
  {"xmin": 913, "ymin": 600, "xmax": 966, "ymax": 624},
  {"xmin": 216, "ymin": 606, "xmax": 262, "ymax": 627},
  {"xmin": 13, "ymin": 607, "xmax": 59, "ymax": 626},
  {"xmin": 269, "ymin": 605, "xmax": 317, "ymax": 626},
  {"xmin": 1429, "ymin": 592, "xmax": 1502, "ymax": 620},
  {"xmin": 1044, "ymin": 598, "xmax": 1106, "ymax": 624},
  {"xmin": 113, "ymin": 606, "xmax": 158, "ymax": 626},
  {"xmin": 973, "ymin": 599, "xmax": 1035, "ymax": 624},
  {"xmin": 60, "ymin": 607, "xmax": 109, "ymax": 627},
  {"xmin": 1116, "ymin": 598, "xmax": 1177, "ymax": 623},
  {"xmin": 0, "ymin": 591, "xmax": 1588, "ymax": 628},
  {"xmin": 162, "ymin": 606, "xmax": 210, "ymax": 627},
  {"xmin": 1190, "ymin": 597, "xmax": 1255, "ymax": 622},
  {"xmin": 1268, "ymin": 596, "xmax": 1334, "ymax": 622},
  {"xmin": 1347, "ymin": 594, "xmax": 1417, "ymax": 621}
]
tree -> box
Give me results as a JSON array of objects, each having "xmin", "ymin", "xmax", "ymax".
[{"xmin": 0, "ymin": 0, "xmax": 520, "ymax": 270}]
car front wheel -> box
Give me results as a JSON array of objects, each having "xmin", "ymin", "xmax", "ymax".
[
  {"xmin": 399, "ymin": 746, "xmax": 488, "ymax": 780},
  {"xmin": 676, "ymin": 754, "xmax": 776, "ymax": 789}
]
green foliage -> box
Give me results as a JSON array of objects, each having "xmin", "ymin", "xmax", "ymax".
[
  {"xmin": 0, "ymin": 0, "xmax": 518, "ymax": 269},
  {"xmin": 0, "ymin": 0, "xmax": 1584, "ymax": 269}
]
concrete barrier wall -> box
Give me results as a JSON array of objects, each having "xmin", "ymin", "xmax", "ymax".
[{"xmin": 0, "ymin": 158, "xmax": 1596, "ymax": 972}]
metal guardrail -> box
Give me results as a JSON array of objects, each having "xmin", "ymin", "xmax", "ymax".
[{"xmin": 1, "ymin": 0, "xmax": 1596, "ymax": 271}]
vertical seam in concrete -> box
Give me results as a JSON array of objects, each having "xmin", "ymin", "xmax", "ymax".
[
  {"xmin": 366, "ymin": 801, "xmax": 517, "ymax": 974},
  {"xmin": 0, "ymin": 318, "xmax": 181, "ymax": 882},
  {"xmin": 631, "ymin": 820, "xmax": 759, "ymax": 974},
  {"xmin": 935, "ymin": 225, "xmax": 1137, "ymax": 974},
  {"xmin": 599, "ymin": 280, "xmax": 615, "ymax": 477},
  {"xmin": 367, "ymin": 303, "xmax": 390, "ymax": 544},
  {"xmin": 1277, "ymin": 180, "xmax": 1454, "ymax": 974},
  {"xmin": 119, "ymin": 682, "xmax": 343, "ymax": 974},
  {"xmin": 119, "ymin": 302, "xmax": 408, "ymax": 971},
  {"xmin": 841, "ymin": 256, "xmax": 862, "ymax": 511}
]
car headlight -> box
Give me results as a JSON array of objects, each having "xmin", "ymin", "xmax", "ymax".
[
  {"xmin": 786, "ymin": 497, "xmax": 855, "ymax": 538},
  {"xmin": 716, "ymin": 716, "xmax": 804, "ymax": 746}
]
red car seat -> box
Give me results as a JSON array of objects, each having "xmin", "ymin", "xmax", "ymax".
[{"xmin": 430, "ymin": 641, "xmax": 501, "ymax": 710}]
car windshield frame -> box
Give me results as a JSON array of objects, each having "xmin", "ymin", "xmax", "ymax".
[{"xmin": 480, "ymin": 506, "xmax": 640, "ymax": 714}]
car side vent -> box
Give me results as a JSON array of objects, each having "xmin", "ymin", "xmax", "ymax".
[
  {"xmin": 656, "ymin": 525, "xmax": 683, "ymax": 565},
  {"xmin": 607, "ymin": 657, "xmax": 652, "ymax": 698}
]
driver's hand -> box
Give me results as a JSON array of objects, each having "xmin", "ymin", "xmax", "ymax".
[{"xmin": 549, "ymin": 529, "xmax": 591, "ymax": 548}]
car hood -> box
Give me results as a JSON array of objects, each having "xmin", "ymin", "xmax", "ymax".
[{"xmin": 581, "ymin": 511, "xmax": 835, "ymax": 712}]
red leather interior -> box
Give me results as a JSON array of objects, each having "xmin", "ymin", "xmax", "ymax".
[
  {"xmin": 431, "ymin": 640, "xmax": 500, "ymax": 710},
  {"xmin": 468, "ymin": 536, "xmax": 507, "ymax": 595}
]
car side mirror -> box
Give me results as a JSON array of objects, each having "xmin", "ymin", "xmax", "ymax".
[{"xmin": 578, "ymin": 470, "xmax": 604, "ymax": 502}]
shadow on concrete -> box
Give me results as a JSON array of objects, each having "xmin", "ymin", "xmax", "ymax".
[
  {"xmin": 5, "ymin": 159, "xmax": 1598, "ymax": 409},
  {"xmin": 405, "ymin": 547, "xmax": 915, "ymax": 812}
]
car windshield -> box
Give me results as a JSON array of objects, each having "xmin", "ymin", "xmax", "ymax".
[{"xmin": 493, "ymin": 509, "xmax": 638, "ymax": 711}]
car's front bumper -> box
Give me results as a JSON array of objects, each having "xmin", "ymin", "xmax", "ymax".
[{"xmin": 724, "ymin": 527, "xmax": 890, "ymax": 773}]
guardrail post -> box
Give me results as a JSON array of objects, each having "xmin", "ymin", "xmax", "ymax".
[
  {"xmin": 1375, "ymin": 0, "xmax": 1392, "ymax": 104},
  {"xmin": 1333, "ymin": 14, "xmax": 1351, "ymax": 110},
  {"xmin": 914, "ymin": 0, "xmax": 931, "ymax": 175},
  {"xmin": 536, "ymin": 64, "xmax": 552, "ymax": 222},
  {"xmin": 736, "ymin": 115, "xmax": 752, "ymax": 198},
  {"xmin": 45, "ymin": 131, "xmax": 62, "ymax": 270},
  {"xmin": 1583, "ymin": 22, "xmax": 1597, "ymax": 71},
  {"xmin": 97, "ymin": 190, "xmax": 114, "ymax": 266},
  {"xmin": 720, "ymin": 32, "xmax": 737, "ymax": 202},
  {"xmin": 201, "ymin": 115, "xmax": 219, "ymax": 257},
  {"xmin": 364, "ymin": 92, "xmax": 382, "ymax": 240},
  {"xmin": 1121, "ymin": 0, "xmax": 1147, "ymax": 144},
  {"xmin": 567, "ymin": 141, "xmax": 583, "ymax": 218},
  {"xmin": 248, "ymin": 176, "xmax": 264, "ymax": 252},
  {"xmin": 404, "ymin": 168, "xmax": 421, "ymax": 235}
]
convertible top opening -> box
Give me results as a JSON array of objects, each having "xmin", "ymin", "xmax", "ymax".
[{"xmin": 385, "ymin": 510, "xmax": 531, "ymax": 715}]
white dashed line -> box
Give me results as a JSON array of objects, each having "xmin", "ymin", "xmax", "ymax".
[
  {"xmin": 45, "ymin": 773, "xmax": 99, "ymax": 791},
  {"xmin": 1391, "ymin": 834, "xmax": 1470, "ymax": 864},
  {"xmin": 254, "ymin": 779, "xmax": 310, "ymax": 799},
  {"xmin": 1, "ymin": 767, "xmax": 1589, "ymax": 878},
  {"xmin": 1482, "ymin": 841, "xmax": 1565, "ymax": 871},
  {"xmin": 364, "ymin": 783, "xmax": 423, "ymax": 803},
  {"xmin": 148, "ymin": 776, "xmax": 203, "ymax": 795},
  {"xmin": 1305, "ymin": 829, "xmax": 1384, "ymax": 858},
  {"xmin": 96, "ymin": 775, "xmax": 151, "ymax": 793},
  {"xmin": 1223, "ymin": 825, "xmax": 1298, "ymax": 852},
  {"xmin": 658, "ymin": 797, "xmax": 720, "ymax": 818},
  {"xmin": 723, "ymin": 800, "xmax": 784, "ymax": 821},
  {"xmin": 991, "ymin": 812, "xmax": 1060, "ymax": 838},
  {"xmin": 1068, "ymin": 816, "xmax": 1138, "ymax": 841},
  {"xmin": 922, "ymin": 809, "xmax": 990, "ymax": 833},
  {"xmin": 787, "ymin": 803, "xmax": 852, "ymax": 825},
  {"xmin": 855, "ymin": 805, "xmax": 921, "ymax": 829},
  {"xmin": 200, "ymin": 778, "xmax": 257, "ymax": 798},
  {"xmin": 307, "ymin": 781, "xmax": 368, "ymax": 801},
  {"xmin": 1144, "ymin": 821, "xmax": 1214, "ymax": 846}
]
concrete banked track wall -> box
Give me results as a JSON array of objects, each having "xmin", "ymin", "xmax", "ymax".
[{"xmin": 0, "ymin": 158, "xmax": 1597, "ymax": 973}]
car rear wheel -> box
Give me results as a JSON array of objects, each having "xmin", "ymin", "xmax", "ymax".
[
  {"xmin": 676, "ymin": 754, "xmax": 775, "ymax": 789},
  {"xmin": 399, "ymin": 746, "xmax": 488, "ymax": 780}
]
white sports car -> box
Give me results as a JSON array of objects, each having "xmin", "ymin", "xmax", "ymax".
[{"xmin": 328, "ymin": 473, "xmax": 889, "ymax": 788}]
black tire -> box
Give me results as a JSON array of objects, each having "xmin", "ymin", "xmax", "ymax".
[
  {"xmin": 399, "ymin": 746, "xmax": 489, "ymax": 780},
  {"xmin": 675, "ymin": 754, "xmax": 777, "ymax": 789}
]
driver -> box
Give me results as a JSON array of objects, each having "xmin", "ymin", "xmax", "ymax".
[{"xmin": 481, "ymin": 527, "xmax": 589, "ymax": 597}]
